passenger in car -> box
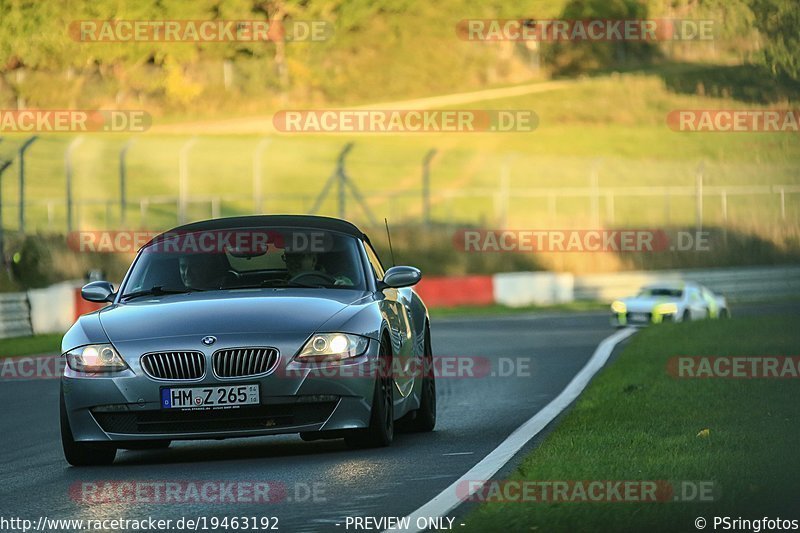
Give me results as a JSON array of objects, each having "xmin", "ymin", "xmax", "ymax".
[{"xmin": 282, "ymin": 251, "xmax": 353, "ymax": 286}]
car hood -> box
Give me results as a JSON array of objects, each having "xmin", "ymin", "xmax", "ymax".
[
  {"xmin": 98, "ymin": 289, "xmax": 371, "ymax": 342},
  {"xmin": 621, "ymin": 296, "xmax": 681, "ymax": 312}
]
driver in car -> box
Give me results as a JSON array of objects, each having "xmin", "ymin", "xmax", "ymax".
[
  {"xmin": 179, "ymin": 254, "xmax": 227, "ymax": 289},
  {"xmin": 282, "ymin": 251, "xmax": 352, "ymax": 286}
]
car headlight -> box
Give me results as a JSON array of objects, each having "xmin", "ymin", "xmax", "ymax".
[
  {"xmin": 611, "ymin": 301, "xmax": 626, "ymax": 314},
  {"xmin": 65, "ymin": 344, "xmax": 128, "ymax": 373},
  {"xmin": 654, "ymin": 303, "xmax": 678, "ymax": 315},
  {"xmin": 297, "ymin": 333, "xmax": 369, "ymax": 361}
]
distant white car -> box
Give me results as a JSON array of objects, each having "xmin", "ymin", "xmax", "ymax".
[{"xmin": 610, "ymin": 281, "xmax": 729, "ymax": 327}]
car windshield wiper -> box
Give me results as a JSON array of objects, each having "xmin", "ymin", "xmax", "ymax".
[{"xmin": 120, "ymin": 285, "xmax": 206, "ymax": 301}]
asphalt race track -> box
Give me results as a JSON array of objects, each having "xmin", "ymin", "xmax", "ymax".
[{"xmin": 1, "ymin": 304, "xmax": 796, "ymax": 532}]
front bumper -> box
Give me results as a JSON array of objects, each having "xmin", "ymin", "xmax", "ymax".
[
  {"xmin": 610, "ymin": 311, "xmax": 676, "ymax": 327},
  {"xmin": 62, "ymin": 334, "xmax": 380, "ymax": 443}
]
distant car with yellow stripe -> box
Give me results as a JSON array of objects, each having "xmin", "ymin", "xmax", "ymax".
[{"xmin": 611, "ymin": 281, "xmax": 729, "ymax": 327}]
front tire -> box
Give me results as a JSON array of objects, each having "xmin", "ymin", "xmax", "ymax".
[
  {"xmin": 682, "ymin": 310, "xmax": 691, "ymax": 322},
  {"xmin": 402, "ymin": 324, "xmax": 436, "ymax": 432},
  {"xmin": 345, "ymin": 338, "xmax": 394, "ymax": 448},
  {"xmin": 60, "ymin": 389, "xmax": 116, "ymax": 466}
]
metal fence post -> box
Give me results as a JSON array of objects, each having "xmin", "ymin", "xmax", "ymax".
[
  {"xmin": 178, "ymin": 137, "xmax": 197, "ymax": 224},
  {"xmin": 47, "ymin": 201, "xmax": 54, "ymax": 231},
  {"xmin": 721, "ymin": 189, "xmax": 728, "ymax": 245},
  {"xmin": 721, "ymin": 189, "xmax": 728, "ymax": 225},
  {"xmin": 498, "ymin": 158, "xmax": 511, "ymax": 228},
  {"xmin": 590, "ymin": 159, "xmax": 601, "ymax": 228},
  {"xmin": 780, "ymin": 187, "xmax": 786, "ymax": 221},
  {"xmin": 338, "ymin": 162, "xmax": 346, "ymax": 220},
  {"xmin": 606, "ymin": 191, "xmax": 615, "ymax": 226},
  {"xmin": 309, "ymin": 143, "xmax": 355, "ymax": 218},
  {"xmin": 335, "ymin": 143, "xmax": 355, "ymax": 219},
  {"xmin": 105, "ymin": 201, "xmax": 112, "ymax": 227},
  {"xmin": 140, "ymin": 198, "xmax": 149, "ymax": 226},
  {"xmin": 18, "ymin": 135, "xmax": 38, "ymax": 233},
  {"xmin": 0, "ymin": 158, "xmax": 13, "ymax": 262},
  {"xmin": 119, "ymin": 139, "xmax": 135, "ymax": 226},
  {"xmin": 422, "ymin": 149, "xmax": 436, "ymax": 226},
  {"xmin": 695, "ymin": 161, "xmax": 704, "ymax": 231},
  {"xmin": 253, "ymin": 138, "xmax": 270, "ymax": 214},
  {"xmin": 548, "ymin": 193, "xmax": 557, "ymax": 226},
  {"xmin": 65, "ymin": 136, "xmax": 84, "ymax": 233}
]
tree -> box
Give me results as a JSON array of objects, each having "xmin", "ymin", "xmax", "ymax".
[
  {"xmin": 543, "ymin": 0, "xmax": 660, "ymax": 76},
  {"xmin": 749, "ymin": 0, "xmax": 800, "ymax": 81}
]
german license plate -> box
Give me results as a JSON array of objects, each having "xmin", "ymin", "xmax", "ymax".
[
  {"xmin": 629, "ymin": 313, "xmax": 649, "ymax": 323},
  {"xmin": 161, "ymin": 384, "xmax": 259, "ymax": 409}
]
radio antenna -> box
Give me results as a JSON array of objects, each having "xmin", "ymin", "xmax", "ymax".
[{"xmin": 384, "ymin": 218, "xmax": 396, "ymax": 267}]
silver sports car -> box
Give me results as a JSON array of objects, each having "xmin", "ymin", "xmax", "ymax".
[{"xmin": 61, "ymin": 215, "xmax": 436, "ymax": 466}]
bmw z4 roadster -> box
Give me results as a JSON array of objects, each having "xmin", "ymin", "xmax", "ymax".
[{"xmin": 60, "ymin": 215, "xmax": 435, "ymax": 466}]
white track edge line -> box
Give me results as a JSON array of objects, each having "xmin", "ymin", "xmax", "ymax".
[{"xmin": 384, "ymin": 326, "xmax": 637, "ymax": 533}]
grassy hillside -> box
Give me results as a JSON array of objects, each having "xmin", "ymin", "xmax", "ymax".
[{"xmin": 1, "ymin": 70, "xmax": 797, "ymax": 234}]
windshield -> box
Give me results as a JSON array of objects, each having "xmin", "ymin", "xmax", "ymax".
[
  {"xmin": 121, "ymin": 227, "xmax": 366, "ymax": 298},
  {"xmin": 638, "ymin": 288, "xmax": 683, "ymax": 298}
]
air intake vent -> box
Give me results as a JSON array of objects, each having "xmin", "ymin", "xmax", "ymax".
[
  {"xmin": 141, "ymin": 351, "xmax": 205, "ymax": 380},
  {"xmin": 213, "ymin": 348, "xmax": 279, "ymax": 378}
]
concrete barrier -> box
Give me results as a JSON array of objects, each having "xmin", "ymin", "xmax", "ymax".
[
  {"xmin": 28, "ymin": 281, "xmax": 85, "ymax": 335},
  {"xmin": 574, "ymin": 265, "xmax": 800, "ymax": 303},
  {"xmin": 493, "ymin": 272, "xmax": 575, "ymax": 307}
]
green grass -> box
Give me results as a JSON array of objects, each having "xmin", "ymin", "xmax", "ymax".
[
  {"xmin": 428, "ymin": 301, "xmax": 606, "ymax": 318},
  {"xmin": 0, "ymin": 334, "xmax": 62, "ymax": 358},
  {"xmin": 464, "ymin": 316, "xmax": 800, "ymax": 531}
]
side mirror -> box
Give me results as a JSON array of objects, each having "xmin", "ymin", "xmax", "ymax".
[
  {"xmin": 381, "ymin": 266, "xmax": 421, "ymax": 289},
  {"xmin": 81, "ymin": 281, "xmax": 116, "ymax": 303}
]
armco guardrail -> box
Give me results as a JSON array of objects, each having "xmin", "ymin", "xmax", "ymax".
[
  {"xmin": 574, "ymin": 265, "xmax": 800, "ymax": 303},
  {"xmin": 0, "ymin": 293, "xmax": 34, "ymax": 339},
  {"xmin": 419, "ymin": 265, "xmax": 800, "ymax": 308}
]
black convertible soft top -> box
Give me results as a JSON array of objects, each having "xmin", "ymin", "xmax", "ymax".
[{"xmin": 145, "ymin": 215, "xmax": 369, "ymax": 249}]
